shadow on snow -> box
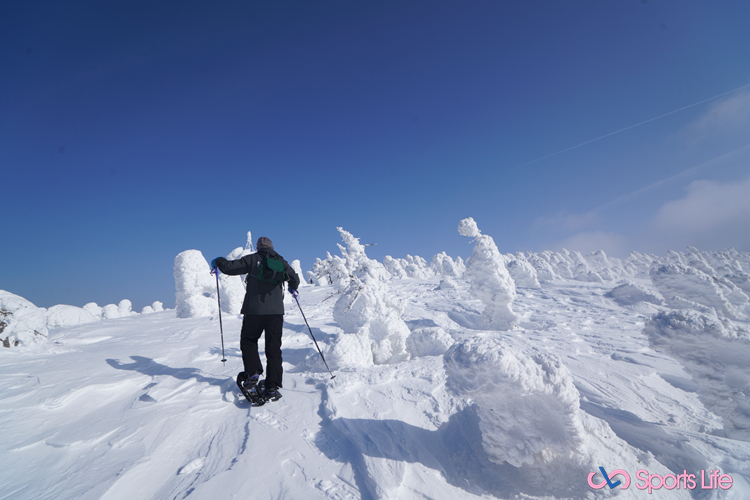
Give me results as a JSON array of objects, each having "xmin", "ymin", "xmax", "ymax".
[
  {"xmin": 105, "ymin": 356, "xmax": 240, "ymax": 403},
  {"xmin": 312, "ymin": 383, "xmax": 593, "ymax": 500}
]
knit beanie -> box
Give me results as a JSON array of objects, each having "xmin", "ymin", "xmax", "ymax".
[{"xmin": 256, "ymin": 237, "xmax": 274, "ymax": 251}]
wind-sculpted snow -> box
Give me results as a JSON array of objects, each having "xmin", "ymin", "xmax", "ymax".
[
  {"xmin": 520, "ymin": 247, "xmax": 750, "ymax": 293},
  {"xmin": 405, "ymin": 326, "xmax": 453, "ymax": 357},
  {"xmin": 646, "ymin": 310, "xmax": 750, "ymax": 441},
  {"xmin": 605, "ymin": 281, "xmax": 665, "ymax": 307}
]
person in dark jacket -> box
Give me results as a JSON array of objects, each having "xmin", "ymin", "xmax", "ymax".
[{"xmin": 211, "ymin": 237, "xmax": 300, "ymax": 400}]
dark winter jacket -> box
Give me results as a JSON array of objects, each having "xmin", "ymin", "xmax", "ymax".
[{"xmin": 215, "ymin": 249, "xmax": 300, "ymax": 315}]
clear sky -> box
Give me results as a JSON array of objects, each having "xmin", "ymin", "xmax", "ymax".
[{"xmin": 2, "ymin": 1, "xmax": 749, "ymax": 311}]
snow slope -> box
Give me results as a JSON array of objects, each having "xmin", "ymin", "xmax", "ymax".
[{"xmin": 2, "ymin": 235, "xmax": 750, "ymax": 499}]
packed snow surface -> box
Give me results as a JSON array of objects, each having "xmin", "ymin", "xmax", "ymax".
[{"xmin": 2, "ymin": 227, "xmax": 750, "ymax": 499}]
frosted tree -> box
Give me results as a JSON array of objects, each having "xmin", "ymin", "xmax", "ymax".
[
  {"xmin": 430, "ymin": 251, "xmax": 465, "ymax": 277},
  {"xmin": 308, "ymin": 227, "xmax": 389, "ymax": 287},
  {"xmin": 0, "ymin": 291, "xmax": 48, "ymax": 348},
  {"xmin": 328, "ymin": 228, "xmax": 411, "ymax": 367},
  {"xmin": 174, "ymin": 250, "xmax": 218, "ymax": 318},
  {"xmin": 458, "ymin": 217, "xmax": 518, "ymax": 330}
]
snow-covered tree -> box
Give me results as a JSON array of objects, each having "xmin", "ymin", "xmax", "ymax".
[
  {"xmin": 458, "ymin": 217, "xmax": 518, "ymax": 330},
  {"xmin": 327, "ymin": 228, "xmax": 411, "ymax": 367},
  {"xmin": 0, "ymin": 290, "xmax": 48, "ymax": 347},
  {"xmin": 174, "ymin": 250, "xmax": 217, "ymax": 318}
]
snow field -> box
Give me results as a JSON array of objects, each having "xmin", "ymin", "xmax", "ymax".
[{"xmin": 3, "ymin": 225, "xmax": 750, "ymax": 499}]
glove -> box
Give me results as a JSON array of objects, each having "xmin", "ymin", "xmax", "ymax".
[
  {"xmin": 210, "ymin": 257, "xmax": 222, "ymax": 273},
  {"xmin": 290, "ymin": 289, "xmax": 299, "ymax": 299}
]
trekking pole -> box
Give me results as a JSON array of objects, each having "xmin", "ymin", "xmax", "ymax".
[
  {"xmin": 211, "ymin": 266, "xmax": 227, "ymax": 364},
  {"xmin": 293, "ymin": 294, "xmax": 335, "ymax": 379}
]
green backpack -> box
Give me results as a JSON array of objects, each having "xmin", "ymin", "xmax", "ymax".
[{"xmin": 253, "ymin": 254, "xmax": 287, "ymax": 285}]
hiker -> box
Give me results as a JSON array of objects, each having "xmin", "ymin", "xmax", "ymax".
[{"xmin": 211, "ymin": 236, "xmax": 300, "ymax": 401}]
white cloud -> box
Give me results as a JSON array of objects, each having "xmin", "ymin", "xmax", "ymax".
[
  {"xmin": 651, "ymin": 177, "xmax": 750, "ymax": 251},
  {"xmin": 682, "ymin": 90, "xmax": 750, "ymax": 143}
]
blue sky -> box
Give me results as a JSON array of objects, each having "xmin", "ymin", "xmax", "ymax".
[{"xmin": 2, "ymin": 1, "xmax": 749, "ymax": 310}]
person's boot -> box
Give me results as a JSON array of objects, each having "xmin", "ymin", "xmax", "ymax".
[
  {"xmin": 243, "ymin": 373, "xmax": 260, "ymax": 391},
  {"xmin": 262, "ymin": 382, "xmax": 282, "ymax": 402}
]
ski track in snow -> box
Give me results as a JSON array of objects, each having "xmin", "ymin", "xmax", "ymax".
[{"xmin": 2, "ymin": 276, "xmax": 750, "ymax": 499}]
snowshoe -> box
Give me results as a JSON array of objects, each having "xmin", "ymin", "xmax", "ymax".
[{"xmin": 236, "ymin": 372, "xmax": 266, "ymax": 406}]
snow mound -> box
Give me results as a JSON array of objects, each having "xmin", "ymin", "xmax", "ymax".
[
  {"xmin": 46, "ymin": 304, "xmax": 99, "ymax": 329},
  {"xmin": 606, "ymin": 281, "xmax": 665, "ymax": 306},
  {"xmin": 0, "ymin": 290, "xmax": 48, "ymax": 348},
  {"xmin": 174, "ymin": 250, "xmax": 217, "ymax": 318},
  {"xmin": 442, "ymin": 335, "xmax": 675, "ymax": 496},
  {"xmin": 459, "ymin": 218, "xmax": 517, "ymax": 330},
  {"xmin": 406, "ymin": 326, "xmax": 453, "ymax": 357},
  {"xmin": 444, "ymin": 336, "xmax": 584, "ymax": 467},
  {"xmin": 437, "ymin": 277, "xmax": 457, "ymax": 290}
]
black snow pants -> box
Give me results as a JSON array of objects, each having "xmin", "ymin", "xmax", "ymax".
[{"xmin": 240, "ymin": 314, "xmax": 284, "ymax": 389}]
